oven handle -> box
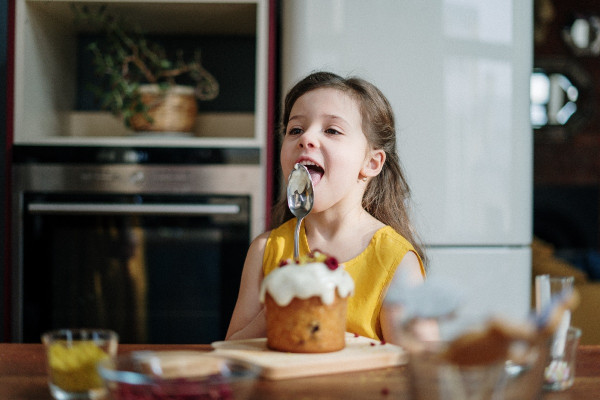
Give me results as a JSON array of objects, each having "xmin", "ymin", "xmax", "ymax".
[{"xmin": 27, "ymin": 202, "xmax": 241, "ymax": 216}]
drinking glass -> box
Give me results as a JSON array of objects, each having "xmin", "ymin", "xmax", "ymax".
[
  {"xmin": 543, "ymin": 326, "xmax": 581, "ymax": 390},
  {"xmin": 535, "ymin": 275, "xmax": 577, "ymax": 391},
  {"xmin": 42, "ymin": 328, "xmax": 118, "ymax": 399}
]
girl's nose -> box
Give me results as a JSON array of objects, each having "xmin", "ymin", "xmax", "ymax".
[{"xmin": 298, "ymin": 129, "xmax": 319, "ymax": 149}]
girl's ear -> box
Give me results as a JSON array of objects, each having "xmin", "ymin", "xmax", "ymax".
[{"xmin": 361, "ymin": 149, "xmax": 386, "ymax": 178}]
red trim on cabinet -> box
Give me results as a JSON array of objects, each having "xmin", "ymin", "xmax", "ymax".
[{"xmin": 4, "ymin": 0, "xmax": 15, "ymax": 341}]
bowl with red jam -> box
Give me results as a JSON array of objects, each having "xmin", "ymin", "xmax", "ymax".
[{"xmin": 97, "ymin": 351, "xmax": 259, "ymax": 400}]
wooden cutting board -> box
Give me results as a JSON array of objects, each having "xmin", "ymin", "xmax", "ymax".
[{"xmin": 211, "ymin": 334, "xmax": 407, "ymax": 380}]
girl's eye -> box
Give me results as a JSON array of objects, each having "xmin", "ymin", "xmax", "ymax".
[
  {"xmin": 287, "ymin": 127, "xmax": 303, "ymax": 135},
  {"xmin": 325, "ymin": 128, "xmax": 342, "ymax": 135}
]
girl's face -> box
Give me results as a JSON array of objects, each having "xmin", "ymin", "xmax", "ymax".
[{"xmin": 281, "ymin": 88, "xmax": 377, "ymax": 213}]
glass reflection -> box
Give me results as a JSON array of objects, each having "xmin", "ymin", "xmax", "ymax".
[
  {"xmin": 562, "ymin": 15, "xmax": 600, "ymax": 56},
  {"xmin": 443, "ymin": 0, "xmax": 512, "ymax": 43},
  {"xmin": 443, "ymin": 55, "xmax": 514, "ymax": 234},
  {"xmin": 530, "ymin": 71, "xmax": 579, "ymax": 128}
]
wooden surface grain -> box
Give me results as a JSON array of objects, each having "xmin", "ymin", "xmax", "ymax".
[{"xmin": 0, "ymin": 343, "xmax": 598, "ymax": 399}]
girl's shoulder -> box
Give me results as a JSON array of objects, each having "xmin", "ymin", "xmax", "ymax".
[
  {"xmin": 371, "ymin": 226, "xmax": 425, "ymax": 277},
  {"xmin": 246, "ymin": 230, "xmax": 272, "ymax": 262},
  {"xmin": 372, "ymin": 226, "xmax": 415, "ymax": 250},
  {"xmin": 270, "ymin": 218, "xmax": 296, "ymax": 236},
  {"xmin": 252, "ymin": 219, "xmax": 295, "ymax": 252},
  {"xmin": 347, "ymin": 226, "xmax": 419, "ymax": 270},
  {"xmin": 262, "ymin": 219, "xmax": 300, "ymax": 276},
  {"xmin": 253, "ymin": 230, "xmax": 272, "ymax": 245}
]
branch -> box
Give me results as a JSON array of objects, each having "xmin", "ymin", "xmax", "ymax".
[{"xmin": 121, "ymin": 55, "xmax": 158, "ymax": 84}]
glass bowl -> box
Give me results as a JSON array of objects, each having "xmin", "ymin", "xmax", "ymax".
[
  {"xmin": 397, "ymin": 319, "xmax": 549, "ymax": 400},
  {"xmin": 405, "ymin": 338, "xmax": 548, "ymax": 400},
  {"xmin": 97, "ymin": 351, "xmax": 260, "ymax": 400}
]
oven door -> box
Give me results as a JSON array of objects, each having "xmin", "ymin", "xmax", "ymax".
[{"xmin": 19, "ymin": 192, "xmax": 249, "ymax": 344}]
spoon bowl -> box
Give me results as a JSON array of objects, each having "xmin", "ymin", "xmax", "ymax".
[{"xmin": 287, "ymin": 163, "xmax": 314, "ymax": 259}]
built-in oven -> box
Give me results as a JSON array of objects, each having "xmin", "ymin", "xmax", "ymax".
[{"xmin": 11, "ymin": 146, "xmax": 265, "ymax": 344}]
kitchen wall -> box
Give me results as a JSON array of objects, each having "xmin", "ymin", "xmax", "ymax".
[
  {"xmin": 533, "ymin": 0, "xmax": 600, "ymax": 278},
  {"xmin": 5, "ymin": 0, "xmax": 597, "ymax": 341},
  {"xmin": 1, "ymin": 0, "xmax": 9, "ymax": 342}
]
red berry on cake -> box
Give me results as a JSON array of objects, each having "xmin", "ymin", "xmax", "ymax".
[{"xmin": 324, "ymin": 256, "xmax": 339, "ymax": 270}]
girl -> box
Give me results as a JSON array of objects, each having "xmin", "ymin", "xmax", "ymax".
[{"xmin": 226, "ymin": 71, "xmax": 426, "ymax": 343}]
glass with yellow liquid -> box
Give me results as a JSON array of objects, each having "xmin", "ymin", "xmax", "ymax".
[{"xmin": 42, "ymin": 329, "xmax": 118, "ymax": 399}]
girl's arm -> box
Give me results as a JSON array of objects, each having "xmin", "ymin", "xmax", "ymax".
[
  {"xmin": 225, "ymin": 231, "xmax": 270, "ymax": 340},
  {"xmin": 380, "ymin": 251, "xmax": 425, "ymax": 344}
]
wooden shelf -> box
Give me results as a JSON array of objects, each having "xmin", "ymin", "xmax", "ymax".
[
  {"xmin": 13, "ymin": 0, "xmax": 269, "ymax": 147},
  {"xmin": 24, "ymin": 1, "xmax": 258, "ymax": 36}
]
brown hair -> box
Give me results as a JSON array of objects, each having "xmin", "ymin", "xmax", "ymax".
[{"xmin": 272, "ymin": 71, "xmax": 427, "ymax": 266}]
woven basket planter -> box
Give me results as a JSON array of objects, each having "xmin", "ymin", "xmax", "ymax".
[{"xmin": 130, "ymin": 84, "xmax": 198, "ymax": 133}]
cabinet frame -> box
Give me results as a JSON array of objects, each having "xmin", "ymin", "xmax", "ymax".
[{"xmin": 13, "ymin": 0, "xmax": 270, "ymax": 149}]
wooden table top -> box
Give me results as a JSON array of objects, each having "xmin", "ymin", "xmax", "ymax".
[{"xmin": 1, "ymin": 343, "xmax": 599, "ymax": 399}]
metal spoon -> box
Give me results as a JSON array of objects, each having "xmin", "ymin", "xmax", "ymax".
[{"xmin": 287, "ymin": 163, "xmax": 314, "ymax": 260}]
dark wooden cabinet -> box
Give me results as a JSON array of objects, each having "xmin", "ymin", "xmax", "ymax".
[
  {"xmin": 533, "ymin": 0, "xmax": 600, "ymax": 252},
  {"xmin": 534, "ymin": 0, "xmax": 600, "ymax": 185}
]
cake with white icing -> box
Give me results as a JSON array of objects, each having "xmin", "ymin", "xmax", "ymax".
[{"xmin": 259, "ymin": 251, "xmax": 355, "ymax": 353}]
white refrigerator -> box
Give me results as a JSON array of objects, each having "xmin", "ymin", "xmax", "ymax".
[{"xmin": 281, "ymin": 0, "xmax": 533, "ymax": 320}]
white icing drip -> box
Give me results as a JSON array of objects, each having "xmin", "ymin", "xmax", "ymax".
[{"xmin": 259, "ymin": 262, "xmax": 355, "ymax": 306}]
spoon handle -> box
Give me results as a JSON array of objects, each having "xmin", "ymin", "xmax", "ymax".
[{"xmin": 294, "ymin": 217, "xmax": 302, "ymax": 260}]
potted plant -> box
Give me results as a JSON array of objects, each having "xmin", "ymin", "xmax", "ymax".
[{"xmin": 72, "ymin": 5, "xmax": 219, "ymax": 133}]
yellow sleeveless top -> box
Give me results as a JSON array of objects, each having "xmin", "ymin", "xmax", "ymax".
[{"xmin": 262, "ymin": 218, "xmax": 425, "ymax": 340}]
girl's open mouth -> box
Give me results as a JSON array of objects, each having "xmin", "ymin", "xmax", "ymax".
[{"xmin": 300, "ymin": 161, "xmax": 324, "ymax": 186}]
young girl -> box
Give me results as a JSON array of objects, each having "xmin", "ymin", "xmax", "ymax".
[{"xmin": 226, "ymin": 71, "xmax": 426, "ymax": 343}]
